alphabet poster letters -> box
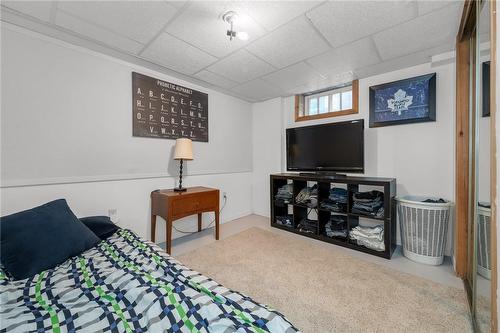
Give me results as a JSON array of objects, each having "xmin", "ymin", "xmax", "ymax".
[{"xmin": 132, "ymin": 72, "xmax": 208, "ymax": 142}]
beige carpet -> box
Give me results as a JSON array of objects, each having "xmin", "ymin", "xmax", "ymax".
[{"xmin": 178, "ymin": 227, "xmax": 472, "ymax": 333}]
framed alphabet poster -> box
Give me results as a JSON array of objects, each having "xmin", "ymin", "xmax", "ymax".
[
  {"xmin": 132, "ymin": 72, "xmax": 208, "ymax": 142},
  {"xmin": 369, "ymin": 73, "xmax": 436, "ymax": 128}
]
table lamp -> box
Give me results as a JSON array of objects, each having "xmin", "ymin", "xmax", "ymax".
[{"xmin": 173, "ymin": 138, "xmax": 193, "ymax": 192}]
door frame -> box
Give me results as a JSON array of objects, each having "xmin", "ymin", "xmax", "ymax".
[
  {"xmin": 455, "ymin": 0, "xmax": 473, "ymax": 279},
  {"xmin": 455, "ymin": 0, "xmax": 497, "ymax": 331},
  {"xmin": 489, "ymin": 1, "xmax": 497, "ymax": 331}
]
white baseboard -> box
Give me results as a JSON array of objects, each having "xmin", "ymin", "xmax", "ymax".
[
  {"xmin": 222, "ymin": 210, "xmax": 253, "ymax": 224},
  {"xmin": 252, "ymin": 211, "xmax": 270, "ymax": 218},
  {"xmin": 169, "ymin": 210, "xmax": 253, "ymax": 240}
]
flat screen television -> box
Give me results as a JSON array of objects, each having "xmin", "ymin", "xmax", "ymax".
[{"xmin": 286, "ymin": 119, "xmax": 364, "ymax": 173}]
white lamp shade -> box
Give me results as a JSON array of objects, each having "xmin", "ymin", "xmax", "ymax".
[{"xmin": 174, "ymin": 138, "xmax": 193, "ymax": 160}]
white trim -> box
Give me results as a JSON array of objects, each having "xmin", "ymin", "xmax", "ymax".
[
  {"xmin": 1, "ymin": 170, "xmax": 253, "ymax": 188},
  {"xmin": 304, "ymin": 84, "xmax": 353, "ymax": 116},
  {"xmin": 252, "ymin": 210, "xmax": 271, "ymax": 218},
  {"xmin": 431, "ymin": 51, "xmax": 456, "ymax": 64},
  {"xmin": 223, "ymin": 211, "xmax": 254, "ymax": 224},
  {"xmin": 253, "ymin": 213, "xmax": 271, "ymax": 219},
  {"xmin": 159, "ymin": 211, "xmax": 253, "ymax": 243}
]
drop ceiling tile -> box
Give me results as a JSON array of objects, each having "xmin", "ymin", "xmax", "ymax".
[
  {"xmin": 239, "ymin": 1, "xmax": 321, "ymax": 31},
  {"xmin": 354, "ymin": 43, "xmax": 454, "ymax": 79},
  {"xmin": 320, "ymin": 71, "xmax": 356, "ymax": 88},
  {"xmin": 261, "ymin": 62, "xmax": 324, "ymax": 92},
  {"xmin": 306, "ymin": 37, "xmax": 381, "ymax": 76},
  {"xmin": 283, "ymin": 80, "xmax": 326, "ymax": 96},
  {"xmin": 141, "ymin": 33, "xmax": 217, "ymax": 75},
  {"xmin": 166, "ymin": 1, "xmax": 265, "ymax": 58},
  {"xmin": 373, "ymin": 3, "xmax": 461, "ymax": 61},
  {"xmin": 416, "ymin": 0, "xmax": 454, "ymax": 16},
  {"xmin": 284, "ymin": 84, "xmax": 311, "ymax": 96},
  {"xmin": 246, "ymin": 16, "xmax": 330, "ymax": 68},
  {"xmin": 231, "ymin": 79, "xmax": 283, "ymax": 101},
  {"xmin": 306, "ymin": 1, "xmax": 418, "ymax": 48},
  {"xmin": 57, "ymin": 1, "xmax": 178, "ymax": 44},
  {"xmin": 55, "ymin": 11, "xmax": 144, "ymax": 54},
  {"xmin": 193, "ymin": 70, "xmax": 239, "ymax": 89},
  {"xmin": 2, "ymin": 1, "xmax": 53, "ymax": 22},
  {"xmin": 166, "ymin": 1, "xmax": 187, "ymax": 10},
  {"xmin": 206, "ymin": 49, "xmax": 275, "ymax": 83},
  {"xmin": 290, "ymin": 71, "xmax": 354, "ymax": 94}
]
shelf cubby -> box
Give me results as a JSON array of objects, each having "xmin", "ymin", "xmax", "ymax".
[{"xmin": 270, "ymin": 173, "xmax": 396, "ymax": 259}]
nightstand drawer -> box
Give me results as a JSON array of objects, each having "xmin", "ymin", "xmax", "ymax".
[{"xmin": 171, "ymin": 193, "xmax": 217, "ymax": 216}]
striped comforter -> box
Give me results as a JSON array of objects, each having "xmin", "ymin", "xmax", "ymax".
[{"xmin": 0, "ymin": 229, "xmax": 298, "ymax": 333}]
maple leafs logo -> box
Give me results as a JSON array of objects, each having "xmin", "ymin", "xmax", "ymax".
[{"xmin": 387, "ymin": 89, "xmax": 413, "ymax": 115}]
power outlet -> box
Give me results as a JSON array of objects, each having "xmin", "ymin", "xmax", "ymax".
[
  {"xmin": 108, "ymin": 208, "xmax": 120, "ymax": 224},
  {"xmin": 222, "ymin": 192, "xmax": 227, "ymax": 200}
]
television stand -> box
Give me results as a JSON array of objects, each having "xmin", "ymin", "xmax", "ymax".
[
  {"xmin": 270, "ymin": 173, "xmax": 397, "ymax": 259},
  {"xmin": 298, "ymin": 172, "xmax": 347, "ymax": 179}
]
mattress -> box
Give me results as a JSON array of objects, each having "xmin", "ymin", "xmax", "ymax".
[{"xmin": 0, "ymin": 229, "xmax": 298, "ymax": 333}]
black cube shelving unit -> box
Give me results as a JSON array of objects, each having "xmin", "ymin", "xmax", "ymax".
[{"xmin": 270, "ymin": 173, "xmax": 397, "ymax": 259}]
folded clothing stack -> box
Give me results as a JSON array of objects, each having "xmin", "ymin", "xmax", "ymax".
[
  {"xmin": 423, "ymin": 198, "xmax": 447, "ymax": 203},
  {"xmin": 320, "ymin": 187, "xmax": 348, "ymax": 212},
  {"xmin": 324, "ymin": 215, "xmax": 348, "ymax": 238},
  {"xmin": 275, "ymin": 184, "xmax": 293, "ymax": 205},
  {"xmin": 295, "ymin": 185, "xmax": 318, "ymax": 208},
  {"xmin": 352, "ymin": 190, "xmax": 384, "ymax": 218},
  {"xmin": 297, "ymin": 218, "xmax": 318, "ymax": 234},
  {"xmin": 349, "ymin": 225, "xmax": 385, "ymax": 251},
  {"xmin": 276, "ymin": 215, "xmax": 293, "ymax": 228}
]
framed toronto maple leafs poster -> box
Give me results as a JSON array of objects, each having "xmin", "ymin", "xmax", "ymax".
[{"xmin": 369, "ymin": 73, "xmax": 436, "ymax": 128}]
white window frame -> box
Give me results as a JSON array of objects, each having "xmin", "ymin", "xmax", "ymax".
[
  {"xmin": 296, "ymin": 80, "xmax": 358, "ymax": 122},
  {"xmin": 305, "ymin": 85, "xmax": 353, "ymax": 115}
]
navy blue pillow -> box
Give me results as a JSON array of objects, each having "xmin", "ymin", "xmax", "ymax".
[
  {"xmin": 0, "ymin": 199, "xmax": 100, "ymax": 280},
  {"xmin": 79, "ymin": 216, "xmax": 119, "ymax": 240}
]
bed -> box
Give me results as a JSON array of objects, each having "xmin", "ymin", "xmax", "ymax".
[{"xmin": 0, "ymin": 228, "xmax": 298, "ymax": 333}]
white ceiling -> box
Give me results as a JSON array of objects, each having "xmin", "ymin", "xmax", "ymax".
[{"xmin": 1, "ymin": 0, "xmax": 463, "ymax": 103}]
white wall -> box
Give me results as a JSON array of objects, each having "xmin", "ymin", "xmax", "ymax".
[
  {"xmin": 251, "ymin": 98, "xmax": 283, "ymax": 216},
  {"xmin": 479, "ymin": 116, "xmax": 492, "ymax": 203},
  {"xmin": 0, "ymin": 23, "xmax": 458, "ymax": 257},
  {"xmin": 0, "ymin": 172, "xmax": 252, "ymax": 243},
  {"xmin": 1, "ymin": 24, "xmax": 252, "ymax": 186},
  {"xmin": 0, "ymin": 24, "xmax": 253, "ymax": 242},
  {"xmin": 478, "ymin": 51, "xmax": 492, "ymax": 203},
  {"xmin": 252, "ymin": 62, "xmax": 456, "ymax": 255}
]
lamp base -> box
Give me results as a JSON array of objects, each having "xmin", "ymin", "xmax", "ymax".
[{"xmin": 174, "ymin": 187, "xmax": 187, "ymax": 192}]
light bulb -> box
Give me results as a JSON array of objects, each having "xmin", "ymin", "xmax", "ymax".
[{"xmin": 236, "ymin": 31, "xmax": 249, "ymax": 41}]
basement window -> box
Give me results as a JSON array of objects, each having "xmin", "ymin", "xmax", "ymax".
[{"xmin": 295, "ymin": 80, "xmax": 358, "ymax": 121}]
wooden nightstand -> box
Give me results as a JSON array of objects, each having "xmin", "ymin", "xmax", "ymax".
[{"xmin": 151, "ymin": 186, "xmax": 220, "ymax": 254}]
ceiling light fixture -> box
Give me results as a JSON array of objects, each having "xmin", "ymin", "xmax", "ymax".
[{"xmin": 222, "ymin": 11, "xmax": 248, "ymax": 41}]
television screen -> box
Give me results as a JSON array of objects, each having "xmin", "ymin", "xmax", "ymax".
[{"xmin": 286, "ymin": 119, "xmax": 364, "ymax": 173}]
